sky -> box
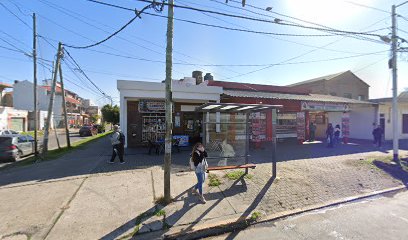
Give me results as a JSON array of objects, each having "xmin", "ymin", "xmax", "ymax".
[{"xmin": 1, "ymin": 0, "xmax": 408, "ymax": 106}]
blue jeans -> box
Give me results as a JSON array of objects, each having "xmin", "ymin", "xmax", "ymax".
[{"xmin": 194, "ymin": 172, "xmax": 205, "ymax": 195}]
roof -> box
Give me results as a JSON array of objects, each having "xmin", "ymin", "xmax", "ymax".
[
  {"xmin": 287, "ymin": 70, "xmax": 370, "ymax": 87},
  {"xmin": 207, "ymin": 80, "xmax": 309, "ymax": 95},
  {"xmin": 223, "ymin": 90, "xmax": 374, "ymax": 105},
  {"xmin": 42, "ymin": 85, "xmax": 63, "ymax": 93},
  {"xmin": 286, "ymin": 71, "xmax": 347, "ymax": 87},
  {"xmin": 370, "ymin": 92, "xmax": 408, "ymax": 103},
  {"xmin": 66, "ymin": 97, "xmax": 81, "ymax": 105},
  {"xmin": 0, "ymin": 82, "xmax": 13, "ymax": 88}
]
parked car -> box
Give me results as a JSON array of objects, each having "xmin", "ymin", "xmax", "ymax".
[
  {"xmin": 0, "ymin": 135, "xmax": 35, "ymax": 162},
  {"xmin": 0, "ymin": 129, "xmax": 19, "ymax": 136},
  {"xmin": 79, "ymin": 126, "xmax": 97, "ymax": 137},
  {"xmin": 93, "ymin": 124, "xmax": 105, "ymax": 134}
]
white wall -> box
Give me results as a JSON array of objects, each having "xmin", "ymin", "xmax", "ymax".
[
  {"xmin": 14, "ymin": 80, "xmax": 63, "ymax": 119},
  {"xmin": 379, "ymin": 102, "xmax": 408, "ymax": 140},
  {"xmin": 349, "ymin": 105, "xmax": 377, "ymax": 140},
  {"xmin": 327, "ymin": 112, "xmax": 343, "ymax": 128}
]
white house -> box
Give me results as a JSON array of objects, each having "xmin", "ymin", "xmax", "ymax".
[
  {"xmin": 371, "ymin": 92, "xmax": 408, "ymax": 140},
  {"xmin": 117, "ymin": 77, "xmax": 223, "ymax": 147}
]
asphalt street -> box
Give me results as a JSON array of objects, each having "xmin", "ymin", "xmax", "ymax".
[{"xmin": 208, "ymin": 190, "xmax": 408, "ymax": 240}]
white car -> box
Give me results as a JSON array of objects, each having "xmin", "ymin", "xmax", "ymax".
[{"xmin": 0, "ymin": 130, "xmax": 19, "ymax": 136}]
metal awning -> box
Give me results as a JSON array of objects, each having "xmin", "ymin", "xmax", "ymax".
[{"xmin": 196, "ymin": 102, "xmax": 282, "ymax": 113}]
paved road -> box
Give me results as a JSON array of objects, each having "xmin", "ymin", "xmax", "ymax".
[
  {"xmin": 0, "ymin": 129, "xmax": 94, "ymax": 168},
  {"xmin": 208, "ymin": 191, "xmax": 408, "ymax": 240}
]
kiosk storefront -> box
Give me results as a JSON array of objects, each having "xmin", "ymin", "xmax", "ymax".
[{"xmin": 117, "ymin": 79, "xmax": 222, "ymax": 148}]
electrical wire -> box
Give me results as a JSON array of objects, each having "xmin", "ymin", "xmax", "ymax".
[
  {"xmin": 342, "ymin": 1, "xmax": 390, "ymax": 14},
  {"xmin": 63, "ymin": 1, "xmax": 164, "ymax": 49},
  {"xmin": 137, "ymin": 0, "xmax": 385, "ymax": 39},
  {"xmin": 0, "ymin": 2, "xmax": 32, "ymax": 29}
]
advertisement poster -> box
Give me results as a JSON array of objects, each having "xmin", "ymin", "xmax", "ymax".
[
  {"xmin": 341, "ymin": 112, "xmax": 350, "ymax": 138},
  {"xmin": 173, "ymin": 135, "xmax": 189, "ymax": 147},
  {"xmin": 296, "ymin": 112, "xmax": 306, "ymax": 140}
]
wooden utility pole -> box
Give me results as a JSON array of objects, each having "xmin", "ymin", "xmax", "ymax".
[
  {"xmin": 164, "ymin": 0, "xmax": 174, "ymax": 203},
  {"xmin": 33, "ymin": 13, "xmax": 38, "ymax": 157},
  {"xmin": 42, "ymin": 42, "xmax": 63, "ymax": 156},
  {"xmin": 59, "ymin": 60, "xmax": 71, "ymax": 148}
]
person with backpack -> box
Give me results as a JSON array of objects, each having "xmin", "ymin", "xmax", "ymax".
[
  {"xmin": 190, "ymin": 142, "xmax": 208, "ymax": 204},
  {"xmin": 109, "ymin": 125, "xmax": 125, "ymax": 164}
]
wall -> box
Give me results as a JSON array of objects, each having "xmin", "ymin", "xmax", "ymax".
[
  {"xmin": 379, "ymin": 102, "xmax": 408, "ymax": 140},
  {"xmin": 0, "ymin": 107, "xmax": 28, "ymax": 131},
  {"xmin": 326, "ymin": 72, "xmax": 369, "ymax": 100},
  {"xmin": 349, "ymin": 105, "xmax": 377, "ymax": 140}
]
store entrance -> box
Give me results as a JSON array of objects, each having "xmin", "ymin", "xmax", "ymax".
[{"xmin": 182, "ymin": 112, "xmax": 202, "ymax": 144}]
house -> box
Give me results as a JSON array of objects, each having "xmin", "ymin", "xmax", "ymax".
[
  {"xmin": 13, "ymin": 80, "xmax": 94, "ymax": 130},
  {"xmin": 371, "ymin": 92, "xmax": 408, "ymax": 140},
  {"xmin": 287, "ymin": 70, "xmax": 369, "ymax": 101},
  {"xmin": 0, "ymin": 82, "xmax": 28, "ymax": 131}
]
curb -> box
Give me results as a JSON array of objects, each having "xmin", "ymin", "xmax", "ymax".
[{"xmin": 139, "ymin": 185, "xmax": 407, "ymax": 240}]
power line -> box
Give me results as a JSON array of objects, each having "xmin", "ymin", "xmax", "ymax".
[
  {"xmin": 0, "ymin": 2, "xmax": 32, "ymax": 29},
  {"xmin": 342, "ymin": 1, "xmax": 390, "ymax": 14},
  {"xmin": 63, "ymin": 48, "xmax": 110, "ymax": 98},
  {"xmin": 220, "ymin": 0, "xmax": 386, "ymax": 44},
  {"xmin": 0, "ymin": 36, "xmax": 30, "ymax": 55},
  {"xmin": 63, "ymin": 1, "xmax": 164, "ymax": 49}
]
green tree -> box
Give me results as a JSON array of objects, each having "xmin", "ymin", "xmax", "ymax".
[
  {"xmin": 101, "ymin": 104, "xmax": 120, "ymax": 125},
  {"xmin": 90, "ymin": 114, "xmax": 101, "ymax": 124}
]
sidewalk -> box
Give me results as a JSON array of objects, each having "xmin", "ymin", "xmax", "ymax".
[{"xmin": 0, "ymin": 138, "xmax": 407, "ymax": 240}]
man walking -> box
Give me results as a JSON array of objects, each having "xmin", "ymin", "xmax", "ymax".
[
  {"xmin": 309, "ymin": 122, "xmax": 316, "ymax": 142},
  {"xmin": 109, "ymin": 125, "xmax": 125, "ymax": 164},
  {"xmin": 372, "ymin": 125, "xmax": 383, "ymax": 148}
]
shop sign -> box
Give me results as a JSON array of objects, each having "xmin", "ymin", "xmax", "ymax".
[
  {"xmin": 296, "ymin": 112, "xmax": 306, "ymax": 140},
  {"xmin": 301, "ymin": 101, "xmax": 350, "ymax": 112},
  {"xmin": 139, "ymin": 100, "xmax": 165, "ymax": 113}
]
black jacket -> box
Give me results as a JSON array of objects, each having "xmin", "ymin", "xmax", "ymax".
[{"xmin": 192, "ymin": 150, "xmax": 208, "ymax": 167}]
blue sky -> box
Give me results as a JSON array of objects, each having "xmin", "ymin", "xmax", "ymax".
[{"xmin": 1, "ymin": 0, "xmax": 408, "ymax": 106}]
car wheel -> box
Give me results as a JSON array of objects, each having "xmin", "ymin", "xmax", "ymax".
[{"xmin": 15, "ymin": 151, "xmax": 22, "ymax": 161}]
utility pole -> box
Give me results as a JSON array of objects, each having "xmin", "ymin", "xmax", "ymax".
[
  {"xmin": 42, "ymin": 42, "xmax": 63, "ymax": 156},
  {"xmin": 59, "ymin": 60, "xmax": 71, "ymax": 148},
  {"xmin": 391, "ymin": 4, "xmax": 399, "ymax": 161},
  {"xmin": 164, "ymin": 0, "xmax": 174, "ymax": 203},
  {"xmin": 33, "ymin": 13, "xmax": 38, "ymax": 158}
]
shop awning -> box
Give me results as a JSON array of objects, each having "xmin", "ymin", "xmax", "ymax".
[
  {"xmin": 196, "ymin": 102, "xmax": 282, "ymax": 113},
  {"xmin": 223, "ymin": 90, "xmax": 375, "ymax": 105}
]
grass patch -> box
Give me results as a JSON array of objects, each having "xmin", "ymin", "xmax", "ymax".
[
  {"xmin": 0, "ymin": 131, "xmax": 112, "ymax": 171},
  {"xmin": 225, "ymin": 170, "xmax": 253, "ymax": 180},
  {"xmin": 360, "ymin": 156, "xmax": 408, "ymax": 172},
  {"xmin": 250, "ymin": 211, "xmax": 261, "ymax": 221},
  {"xmin": 155, "ymin": 209, "xmax": 166, "ymax": 217},
  {"xmin": 20, "ymin": 130, "xmax": 44, "ymax": 137},
  {"xmin": 208, "ymin": 173, "xmax": 222, "ymax": 187}
]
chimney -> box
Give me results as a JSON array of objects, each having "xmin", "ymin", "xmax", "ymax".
[
  {"xmin": 204, "ymin": 73, "xmax": 213, "ymax": 81},
  {"xmin": 192, "ymin": 70, "xmax": 203, "ymax": 85}
]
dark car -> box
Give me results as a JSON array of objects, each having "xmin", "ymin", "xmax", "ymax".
[
  {"xmin": 93, "ymin": 124, "xmax": 105, "ymax": 134},
  {"xmin": 0, "ymin": 135, "xmax": 35, "ymax": 162},
  {"xmin": 79, "ymin": 126, "xmax": 97, "ymax": 137}
]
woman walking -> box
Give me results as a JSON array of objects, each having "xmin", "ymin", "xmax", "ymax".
[{"xmin": 191, "ymin": 143, "xmax": 208, "ymax": 203}]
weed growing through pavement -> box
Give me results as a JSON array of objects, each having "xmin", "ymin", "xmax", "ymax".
[
  {"xmin": 155, "ymin": 209, "xmax": 166, "ymax": 217},
  {"xmin": 208, "ymin": 174, "xmax": 222, "ymax": 187},
  {"xmin": 225, "ymin": 170, "xmax": 253, "ymax": 180},
  {"xmin": 250, "ymin": 211, "xmax": 261, "ymax": 221}
]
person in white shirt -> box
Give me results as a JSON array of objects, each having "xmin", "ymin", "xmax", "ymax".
[{"xmin": 109, "ymin": 125, "xmax": 125, "ymax": 164}]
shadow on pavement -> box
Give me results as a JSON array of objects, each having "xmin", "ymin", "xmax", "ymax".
[
  {"xmin": 373, "ymin": 158, "xmax": 408, "ymax": 188},
  {"xmin": 100, "ymin": 175, "xmax": 250, "ymax": 239}
]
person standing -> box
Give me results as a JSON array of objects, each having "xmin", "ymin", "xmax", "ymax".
[
  {"xmin": 309, "ymin": 122, "xmax": 316, "ymax": 142},
  {"xmin": 326, "ymin": 123, "xmax": 334, "ymax": 148},
  {"xmin": 191, "ymin": 142, "xmax": 208, "ymax": 203},
  {"xmin": 373, "ymin": 125, "xmax": 383, "ymax": 147},
  {"xmin": 334, "ymin": 124, "xmax": 341, "ymax": 145},
  {"xmin": 109, "ymin": 125, "xmax": 125, "ymax": 164}
]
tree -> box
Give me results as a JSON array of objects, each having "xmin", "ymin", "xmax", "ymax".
[
  {"xmin": 90, "ymin": 114, "xmax": 101, "ymax": 124},
  {"xmin": 101, "ymin": 104, "xmax": 120, "ymax": 124}
]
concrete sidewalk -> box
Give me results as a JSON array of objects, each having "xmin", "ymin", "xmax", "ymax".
[{"xmin": 0, "ymin": 138, "xmax": 407, "ymax": 240}]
